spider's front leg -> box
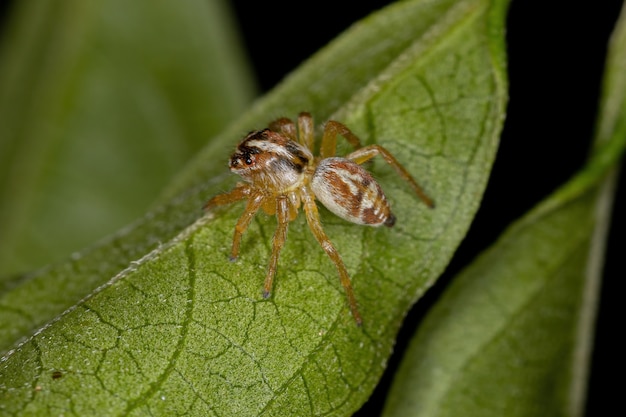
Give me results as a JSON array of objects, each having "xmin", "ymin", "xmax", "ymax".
[
  {"xmin": 302, "ymin": 188, "xmax": 362, "ymax": 325},
  {"xmin": 262, "ymin": 195, "xmax": 291, "ymax": 298},
  {"xmin": 203, "ymin": 183, "xmax": 251, "ymax": 211},
  {"xmin": 346, "ymin": 145, "xmax": 435, "ymax": 208},
  {"xmin": 204, "ymin": 185, "xmax": 265, "ymax": 262},
  {"xmin": 229, "ymin": 191, "xmax": 266, "ymax": 261}
]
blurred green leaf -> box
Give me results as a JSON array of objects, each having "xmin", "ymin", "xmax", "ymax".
[
  {"xmin": 0, "ymin": 0, "xmax": 507, "ymax": 415},
  {"xmin": 382, "ymin": 3, "xmax": 626, "ymax": 416},
  {"xmin": 0, "ymin": 0, "xmax": 255, "ymax": 276}
]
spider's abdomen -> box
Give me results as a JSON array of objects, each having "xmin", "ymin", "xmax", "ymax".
[{"xmin": 311, "ymin": 157, "xmax": 395, "ymax": 227}]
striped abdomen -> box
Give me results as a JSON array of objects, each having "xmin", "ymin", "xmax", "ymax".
[{"xmin": 311, "ymin": 157, "xmax": 395, "ymax": 227}]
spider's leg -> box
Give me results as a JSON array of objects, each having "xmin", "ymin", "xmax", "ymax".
[
  {"xmin": 302, "ymin": 188, "xmax": 362, "ymax": 325},
  {"xmin": 320, "ymin": 120, "xmax": 363, "ymax": 159},
  {"xmin": 230, "ymin": 191, "xmax": 265, "ymax": 261},
  {"xmin": 297, "ymin": 112, "xmax": 314, "ymax": 150},
  {"xmin": 263, "ymin": 195, "xmax": 290, "ymax": 298},
  {"xmin": 203, "ymin": 183, "xmax": 251, "ymax": 211},
  {"xmin": 346, "ymin": 145, "xmax": 435, "ymax": 208},
  {"xmin": 269, "ymin": 117, "xmax": 297, "ymax": 142}
]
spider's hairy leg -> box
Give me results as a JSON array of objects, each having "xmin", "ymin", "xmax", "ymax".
[
  {"xmin": 302, "ymin": 188, "xmax": 363, "ymax": 325},
  {"xmin": 320, "ymin": 121, "xmax": 362, "ymax": 158},
  {"xmin": 269, "ymin": 117, "xmax": 297, "ymax": 142},
  {"xmin": 229, "ymin": 191, "xmax": 265, "ymax": 262},
  {"xmin": 320, "ymin": 120, "xmax": 363, "ymax": 159},
  {"xmin": 297, "ymin": 112, "xmax": 314, "ymax": 150},
  {"xmin": 263, "ymin": 195, "xmax": 290, "ymax": 299},
  {"xmin": 346, "ymin": 145, "xmax": 435, "ymax": 208},
  {"xmin": 203, "ymin": 183, "xmax": 251, "ymax": 211}
]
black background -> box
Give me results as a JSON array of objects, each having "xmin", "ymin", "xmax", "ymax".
[{"xmin": 1, "ymin": 1, "xmax": 622, "ymax": 415}]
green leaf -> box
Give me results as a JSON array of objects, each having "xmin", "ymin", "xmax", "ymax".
[
  {"xmin": 382, "ymin": 3, "xmax": 626, "ymax": 416},
  {"xmin": 0, "ymin": 0, "xmax": 255, "ymax": 276},
  {"xmin": 0, "ymin": 0, "xmax": 507, "ymax": 415}
]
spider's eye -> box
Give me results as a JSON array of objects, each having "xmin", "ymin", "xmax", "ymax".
[{"xmin": 245, "ymin": 156, "xmax": 253, "ymax": 165}]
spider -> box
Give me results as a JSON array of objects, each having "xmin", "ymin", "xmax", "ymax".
[{"xmin": 204, "ymin": 112, "xmax": 433, "ymax": 325}]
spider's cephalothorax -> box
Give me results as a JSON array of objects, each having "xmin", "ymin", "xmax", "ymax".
[
  {"xmin": 229, "ymin": 128, "xmax": 313, "ymax": 193},
  {"xmin": 204, "ymin": 112, "xmax": 434, "ymax": 325}
]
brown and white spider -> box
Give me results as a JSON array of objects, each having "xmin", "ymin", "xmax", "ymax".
[{"xmin": 204, "ymin": 112, "xmax": 433, "ymax": 325}]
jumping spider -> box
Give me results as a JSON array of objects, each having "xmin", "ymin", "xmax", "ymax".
[{"xmin": 204, "ymin": 112, "xmax": 433, "ymax": 325}]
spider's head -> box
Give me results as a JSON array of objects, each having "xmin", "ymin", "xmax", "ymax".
[
  {"xmin": 229, "ymin": 130, "xmax": 264, "ymax": 173},
  {"xmin": 229, "ymin": 129, "xmax": 313, "ymax": 191}
]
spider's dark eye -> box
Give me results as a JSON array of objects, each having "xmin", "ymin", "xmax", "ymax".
[{"xmin": 245, "ymin": 157, "xmax": 253, "ymax": 165}]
